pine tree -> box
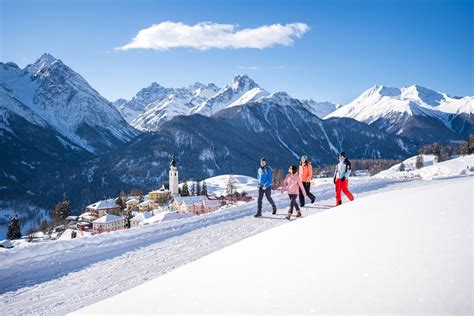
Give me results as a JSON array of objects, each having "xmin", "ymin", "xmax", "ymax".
[
  {"xmin": 123, "ymin": 208, "xmax": 133, "ymax": 229},
  {"xmin": 399, "ymin": 162, "xmax": 405, "ymax": 171},
  {"xmin": 226, "ymin": 174, "xmax": 236, "ymax": 196},
  {"xmin": 196, "ymin": 181, "xmax": 202, "ymax": 196},
  {"xmin": 201, "ymin": 181, "xmax": 208, "ymax": 196},
  {"xmin": 181, "ymin": 178, "xmax": 190, "ymax": 196},
  {"xmin": 7, "ymin": 216, "xmax": 21, "ymax": 240},
  {"xmin": 458, "ymin": 135, "xmax": 474, "ymax": 155},
  {"xmin": 415, "ymin": 155, "xmax": 424, "ymax": 169},
  {"xmin": 115, "ymin": 195, "xmax": 125, "ymax": 213},
  {"xmin": 53, "ymin": 197, "xmax": 71, "ymax": 226},
  {"xmin": 191, "ymin": 182, "xmax": 196, "ymax": 196}
]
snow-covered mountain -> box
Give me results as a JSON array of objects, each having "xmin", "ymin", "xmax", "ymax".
[
  {"xmin": 124, "ymin": 74, "xmax": 266, "ymax": 131},
  {"xmin": 326, "ymin": 85, "xmax": 473, "ymax": 143},
  {"xmin": 0, "ymin": 53, "xmax": 138, "ymax": 154},
  {"xmin": 130, "ymin": 83, "xmax": 219, "ymax": 131},
  {"xmin": 0, "ymin": 54, "xmax": 139, "ymax": 207},
  {"xmin": 113, "ymin": 82, "xmax": 175, "ymax": 124},
  {"xmin": 191, "ymin": 74, "xmax": 260, "ymax": 116}
]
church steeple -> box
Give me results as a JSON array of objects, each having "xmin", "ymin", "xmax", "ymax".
[{"xmin": 169, "ymin": 154, "xmax": 179, "ymax": 195}]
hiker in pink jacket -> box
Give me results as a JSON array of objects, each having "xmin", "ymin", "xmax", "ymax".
[{"xmin": 281, "ymin": 165, "xmax": 307, "ymax": 220}]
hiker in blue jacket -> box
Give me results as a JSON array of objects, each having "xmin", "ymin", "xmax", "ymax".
[{"xmin": 254, "ymin": 157, "xmax": 277, "ymax": 217}]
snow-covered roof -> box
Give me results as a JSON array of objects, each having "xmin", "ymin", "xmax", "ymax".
[
  {"xmin": 87, "ymin": 199, "xmax": 119, "ymax": 210},
  {"xmin": 126, "ymin": 198, "xmax": 139, "ymax": 205},
  {"xmin": 173, "ymin": 196, "xmax": 211, "ymax": 205},
  {"xmin": 149, "ymin": 186, "xmax": 170, "ymax": 194},
  {"xmin": 131, "ymin": 211, "xmax": 153, "ymax": 222},
  {"xmin": 92, "ymin": 214, "xmax": 123, "ymax": 224},
  {"xmin": 142, "ymin": 211, "xmax": 193, "ymax": 225}
]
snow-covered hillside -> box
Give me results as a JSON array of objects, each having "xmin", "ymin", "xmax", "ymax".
[
  {"xmin": 75, "ymin": 177, "xmax": 473, "ymax": 314},
  {"xmin": 374, "ymin": 154, "xmax": 474, "ymax": 180},
  {"xmin": 1, "ymin": 176, "xmax": 471, "ymax": 314},
  {"xmin": 181, "ymin": 175, "xmax": 259, "ymax": 197}
]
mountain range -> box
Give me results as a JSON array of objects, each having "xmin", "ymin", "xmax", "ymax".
[
  {"xmin": 0, "ymin": 53, "xmax": 472, "ymax": 212},
  {"xmin": 327, "ymin": 84, "xmax": 473, "ymax": 143}
]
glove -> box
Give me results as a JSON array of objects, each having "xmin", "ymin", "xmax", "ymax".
[
  {"xmin": 341, "ymin": 177, "xmax": 346, "ymax": 182},
  {"xmin": 333, "ymin": 177, "xmax": 336, "ymax": 184}
]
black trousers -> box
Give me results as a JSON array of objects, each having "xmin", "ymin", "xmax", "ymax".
[
  {"xmin": 299, "ymin": 182, "xmax": 315, "ymax": 206},
  {"xmin": 257, "ymin": 187, "xmax": 276, "ymax": 212},
  {"xmin": 288, "ymin": 194, "xmax": 300, "ymax": 213}
]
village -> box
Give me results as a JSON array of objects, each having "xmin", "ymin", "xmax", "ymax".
[
  {"xmin": 47, "ymin": 156, "xmax": 251, "ymax": 241},
  {"xmin": 0, "ymin": 156, "xmax": 253, "ymax": 247}
]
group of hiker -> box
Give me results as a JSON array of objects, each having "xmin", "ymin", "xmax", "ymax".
[{"xmin": 255, "ymin": 152, "xmax": 354, "ymax": 219}]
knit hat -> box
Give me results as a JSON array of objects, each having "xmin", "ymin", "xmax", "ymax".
[{"xmin": 260, "ymin": 157, "xmax": 266, "ymax": 163}]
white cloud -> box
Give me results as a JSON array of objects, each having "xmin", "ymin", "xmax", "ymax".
[
  {"xmin": 238, "ymin": 66, "xmax": 260, "ymax": 70},
  {"xmin": 116, "ymin": 21, "xmax": 310, "ymax": 51}
]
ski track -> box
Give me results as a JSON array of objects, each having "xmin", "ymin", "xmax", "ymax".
[{"xmin": 0, "ymin": 178, "xmax": 440, "ymax": 315}]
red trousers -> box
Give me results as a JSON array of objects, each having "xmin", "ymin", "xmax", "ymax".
[{"xmin": 335, "ymin": 179, "xmax": 354, "ymax": 205}]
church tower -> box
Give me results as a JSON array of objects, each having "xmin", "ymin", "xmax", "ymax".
[{"xmin": 169, "ymin": 155, "xmax": 179, "ymax": 195}]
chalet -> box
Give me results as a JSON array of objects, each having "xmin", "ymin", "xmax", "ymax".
[
  {"xmin": 149, "ymin": 186, "xmax": 171, "ymax": 203},
  {"xmin": 78, "ymin": 211, "xmax": 97, "ymax": 223},
  {"xmin": 130, "ymin": 211, "xmax": 153, "ymax": 228},
  {"xmin": 172, "ymin": 196, "xmax": 222, "ymax": 215},
  {"xmin": 138, "ymin": 201, "xmax": 151, "ymax": 212},
  {"xmin": 86, "ymin": 199, "xmax": 121, "ymax": 218},
  {"xmin": 92, "ymin": 214, "xmax": 124, "ymax": 233},
  {"xmin": 126, "ymin": 198, "xmax": 139, "ymax": 210}
]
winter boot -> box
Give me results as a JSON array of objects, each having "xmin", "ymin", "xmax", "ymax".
[
  {"xmin": 254, "ymin": 211, "xmax": 262, "ymax": 218},
  {"xmin": 296, "ymin": 210, "xmax": 302, "ymax": 217},
  {"xmin": 286, "ymin": 211, "xmax": 292, "ymax": 220},
  {"xmin": 272, "ymin": 207, "xmax": 277, "ymax": 215},
  {"xmin": 336, "ymin": 201, "xmax": 342, "ymax": 206},
  {"xmin": 310, "ymin": 197, "xmax": 316, "ymax": 204}
]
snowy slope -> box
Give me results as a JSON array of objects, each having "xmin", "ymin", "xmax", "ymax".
[
  {"xmin": 76, "ymin": 177, "xmax": 473, "ymax": 314},
  {"xmin": 112, "ymin": 98, "xmax": 142, "ymax": 123},
  {"xmin": 325, "ymin": 84, "xmax": 473, "ymax": 140},
  {"xmin": 226, "ymin": 87, "xmax": 270, "ymax": 107},
  {"xmin": 374, "ymin": 154, "xmax": 474, "ymax": 180},
  {"xmin": 301, "ymin": 99, "xmax": 340, "ymax": 118},
  {"xmin": 181, "ymin": 175, "xmax": 259, "ymax": 197},
  {"xmin": 1, "ymin": 176, "xmax": 418, "ymax": 315}
]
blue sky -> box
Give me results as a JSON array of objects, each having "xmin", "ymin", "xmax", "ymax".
[{"xmin": 1, "ymin": 0, "xmax": 472, "ymax": 103}]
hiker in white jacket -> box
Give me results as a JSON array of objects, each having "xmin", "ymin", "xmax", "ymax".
[{"xmin": 333, "ymin": 152, "xmax": 354, "ymax": 206}]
